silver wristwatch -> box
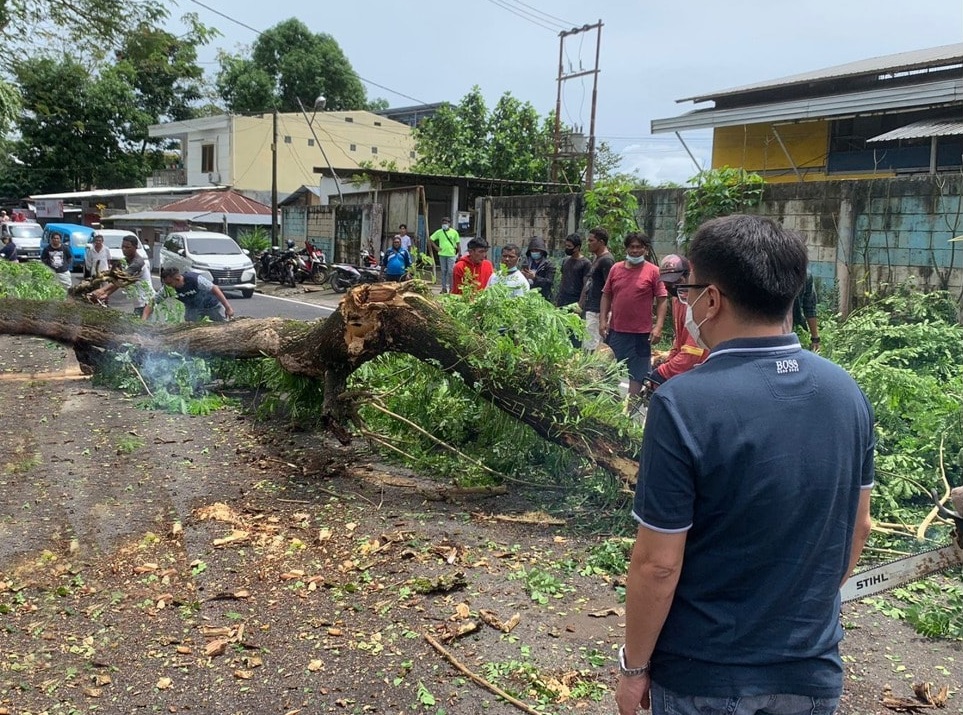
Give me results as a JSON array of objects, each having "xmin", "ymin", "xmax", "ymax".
[{"xmin": 618, "ymin": 646, "xmax": 650, "ymax": 677}]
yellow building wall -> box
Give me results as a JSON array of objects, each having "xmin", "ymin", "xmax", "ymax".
[
  {"xmin": 710, "ymin": 120, "xmax": 898, "ymax": 183},
  {"xmin": 231, "ymin": 113, "xmax": 416, "ymax": 194}
]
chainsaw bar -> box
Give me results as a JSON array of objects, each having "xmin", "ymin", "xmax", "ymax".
[{"xmin": 840, "ymin": 541, "xmax": 963, "ymax": 603}]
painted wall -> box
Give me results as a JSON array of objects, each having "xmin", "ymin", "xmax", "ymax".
[
  {"xmin": 485, "ymin": 175, "xmax": 963, "ymax": 315},
  {"xmin": 154, "ymin": 112, "xmax": 415, "ymax": 197},
  {"xmin": 711, "ymin": 120, "xmax": 898, "ymax": 184}
]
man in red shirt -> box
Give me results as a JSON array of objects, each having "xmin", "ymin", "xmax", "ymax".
[
  {"xmin": 451, "ymin": 236, "xmax": 494, "ymax": 295},
  {"xmin": 600, "ymin": 232, "xmax": 668, "ymax": 396}
]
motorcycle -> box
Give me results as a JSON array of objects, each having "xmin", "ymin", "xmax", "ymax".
[
  {"xmin": 256, "ymin": 247, "xmax": 287, "ymax": 284},
  {"xmin": 329, "ymin": 261, "xmax": 383, "ymax": 293},
  {"xmin": 299, "ymin": 247, "xmax": 329, "ymax": 285}
]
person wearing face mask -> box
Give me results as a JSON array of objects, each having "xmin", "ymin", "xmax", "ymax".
[
  {"xmin": 429, "ymin": 217, "xmax": 460, "ymax": 294},
  {"xmin": 520, "ymin": 235, "xmax": 556, "ymax": 301},
  {"xmin": 615, "ymin": 215, "xmax": 874, "ymax": 715},
  {"xmin": 486, "ymin": 243, "xmax": 529, "ymax": 297},
  {"xmin": 555, "ymin": 233, "xmax": 591, "ymax": 309},
  {"xmin": 644, "ymin": 254, "xmax": 708, "ymax": 390},
  {"xmin": 599, "ymin": 232, "xmax": 668, "ymax": 397}
]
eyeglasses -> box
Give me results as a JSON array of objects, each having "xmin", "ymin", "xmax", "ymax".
[{"xmin": 674, "ymin": 283, "xmax": 710, "ymax": 304}]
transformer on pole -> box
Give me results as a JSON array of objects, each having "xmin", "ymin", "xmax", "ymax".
[{"xmin": 551, "ymin": 20, "xmax": 603, "ymax": 189}]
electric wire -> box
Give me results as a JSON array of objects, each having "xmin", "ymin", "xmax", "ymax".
[
  {"xmin": 482, "ymin": 0, "xmax": 560, "ymax": 32},
  {"xmin": 187, "ymin": 0, "xmax": 428, "ymax": 105},
  {"xmin": 508, "ymin": 0, "xmax": 575, "ymax": 28}
]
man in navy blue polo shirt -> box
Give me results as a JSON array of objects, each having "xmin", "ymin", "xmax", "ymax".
[{"xmin": 615, "ymin": 215, "xmax": 874, "ymax": 715}]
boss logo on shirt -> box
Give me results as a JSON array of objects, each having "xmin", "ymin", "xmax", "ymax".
[{"xmin": 775, "ymin": 359, "xmax": 800, "ymax": 374}]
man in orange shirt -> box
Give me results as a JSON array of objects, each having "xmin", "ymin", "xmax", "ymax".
[
  {"xmin": 451, "ymin": 237, "xmax": 494, "ymax": 295},
  {"xmin": 647, "ymin": 254, "xmax": 708, "ymax": 388}
]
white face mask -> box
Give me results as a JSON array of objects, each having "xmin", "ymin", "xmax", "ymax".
[
  {"xmin": 684, "ymin": 287, "xmax": 710, "ymax": 350},
  {"xmin": 441, "ymin": 223, "xmax": 450, "ymax": 231},
  {"xmin": 625, "ymin": 254, "xmax": 646, "ymax": 265}
]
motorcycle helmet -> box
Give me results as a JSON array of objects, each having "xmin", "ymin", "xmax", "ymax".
[{"xmin": 286, "ymin": 239, "xmax": 295, "ymax": 249}]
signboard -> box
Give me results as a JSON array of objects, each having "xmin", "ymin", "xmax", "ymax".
[
  {"xmin": 35, "ymin": 199, "xmax": 64, "ymax": 219},
  {"xmin": 456, "ymin": 211, "xmax": 471, "ymax": 231}
]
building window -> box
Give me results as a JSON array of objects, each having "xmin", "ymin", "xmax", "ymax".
[
  {"xmin": 410, "ymin": 151, "xmax": 416, "ymax": 158},
  {"xmin": 284, "ymin": 136, "xmax": 292, "ymax": 144},
  {"xmin": 344, "ymin": 117, "xmax": 354, "ymax": 123},
  {"xmin": 371, "ymin": 147, "xmax": 378, "ymax": 154},
  {"xmin": 349, "ymin": 144, "xmax": 357, "ymax": 152},
  {"xmin": 308, "ymin": 138, "xmax": 315, "ymax": 147},
  {"xmin": 374, "ymin": 121, "xmax": 382, "ymax": 126},
  {"xmin": 201, "ymin": 144, "xmax": 215, "ymax": 173}
]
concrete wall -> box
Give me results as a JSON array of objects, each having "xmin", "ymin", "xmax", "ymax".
[
  {"xmin": 479, "ymin": 193, "xmax": 581, "ymax": 255},
  {"xmin": 485, "ymin": 174, "xmax": 963, "ymax": 314}
]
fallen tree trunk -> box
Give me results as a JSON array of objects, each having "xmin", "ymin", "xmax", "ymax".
[{"xmin": 0, "ymin": 284, "xmax": 640, "ymax": 484}]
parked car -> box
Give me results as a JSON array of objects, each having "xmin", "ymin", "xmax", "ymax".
[
  {"xmin": 41, "ymin": 224, "xmax": 95, "ymax": 271},
  {"xmin": 159, "ymin": 230, "xmax": 256, "ymax": 298},
  {"xmin": 88, "ymin": 229, "xmax": 149, "ymax": 265},
  {"xmin": 0, "ymin": 222, "xmax": 43, "ymax": 261}
]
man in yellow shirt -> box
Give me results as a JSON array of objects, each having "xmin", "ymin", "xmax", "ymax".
[{"xmin": 429, "ymin": 217, "xmax": 460, "ymax": 294}]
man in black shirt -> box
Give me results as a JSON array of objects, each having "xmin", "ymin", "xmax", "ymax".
[
  {"xmin": 556, "ymin": 233, "xmax": 592, "ymax": 308},
  {"xmin": 581, "ymin": 227, "xmax": 615, "ymax": 351}
]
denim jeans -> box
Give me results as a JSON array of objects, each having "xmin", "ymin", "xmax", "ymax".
[
  {"xmin": 439, "ymin": 255, "xmax": 456, "ymax": 292},
  {"xmin": 651, "ymin": 682, "xmax": 839, "ymax": 715}
]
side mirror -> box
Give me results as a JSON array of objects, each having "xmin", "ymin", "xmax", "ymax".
[
  {"xmin": 177, "ymin": 249, "xmax": 186, "ymax": 256},
  {"xmin": 242, "ymin": 248, "xmax": 250, "ymax": 256}
]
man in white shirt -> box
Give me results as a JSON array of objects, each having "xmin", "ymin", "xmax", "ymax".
[
  {"xmin": 85, "ymin": 232, "xmax": 111, "ymax": 277},
  {"xmin": 486, "ymin": 243, "xmax": 529, "ymax": 297}
]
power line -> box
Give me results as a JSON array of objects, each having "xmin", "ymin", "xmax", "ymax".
[
  {"xmin": 188, "ymin": 0, "xmax": 262, "ymax": 35},
  {"xmin": 483, "ymin": 0, "xmax": 560, "ymax": 32},
  {"xmin": 187, "ymin": 0, "xmax": 428, "ymax": 105},
  {"xmin": 508, "ymin": 0, "xmax": 575, "ymax": 28}
]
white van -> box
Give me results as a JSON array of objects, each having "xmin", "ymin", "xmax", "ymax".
[
  {"xmin": 1, "ymin": 222, "xmax": 43, "ymax": 261},
  {"xmin": 159, "ymin": 231, "xmax": 256, "ymax": 298}
]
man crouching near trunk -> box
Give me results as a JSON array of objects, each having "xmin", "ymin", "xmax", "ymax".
[{"xmin": 616, "ymin": 214, "xmax": 874, "ymax": 715}]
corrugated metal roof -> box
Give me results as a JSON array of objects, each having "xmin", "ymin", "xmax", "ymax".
[
  {"xmin": 30, "ymin": 186, "xmax": 221, "ymax": 200},
  {"xmin": 652, "ymin": 77, "xmax": 963, "ymax": 134},
  {"xmin": 104, "ymin": 211, "xmax": 271, "ymax": 226},
  {"xmin": 680, "ymin": 42, "xmax": 963, "ymax": 104},
  {"xmin": 156, "ymin": 190, "xmax": 271, "ymax": 215},
  {"xmin": 867, "ymin": 118, "xmax": 963, "ymax": 142}
]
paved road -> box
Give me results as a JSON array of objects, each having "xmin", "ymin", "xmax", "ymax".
[{"xmin": 89, "ymin": 279, "xmax": 336, "ymax": 322}]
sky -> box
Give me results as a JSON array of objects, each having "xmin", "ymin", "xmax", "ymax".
[{"xmin": 177, "ymin": 0, "xmax": 963, "ymax": 184}]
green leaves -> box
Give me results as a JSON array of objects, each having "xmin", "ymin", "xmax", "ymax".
[
  {"xmin": 412, "ymin": 86, "xmax": 558, "ymax": 183},
  {"xmin": 216, "ymin": 19, "xmax": 367, "ymax": 113},
  {"xmin": 823, "ymin": 284, "xmax": 963, "ymax": 522},
  {"xmin": 682, "ymin": 166, "xmax": 766, "ymax": 241},
  {"xmin": 581, "ymin": 177, "xmax": 640, "ymax": 250}
]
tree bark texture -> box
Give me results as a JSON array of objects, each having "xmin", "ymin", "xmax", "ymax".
[{"xmin": 0, "ymin": 285, "xmax": 640, "ymax": 484}]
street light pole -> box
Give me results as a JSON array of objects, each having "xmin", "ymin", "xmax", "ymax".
[
  {"xmin": 296, "ymin": 96, "xmax": 344, "ymax": 204},
  {"xmin": 271, "ymin": 108, "xmax": 279, "ymax": 247}
]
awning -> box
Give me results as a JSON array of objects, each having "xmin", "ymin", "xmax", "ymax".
[{"xmin": 867, "ymin": 118, "xmax": 963, "ymax": 142}]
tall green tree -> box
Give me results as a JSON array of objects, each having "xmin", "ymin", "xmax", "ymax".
[
  {"xmin": 114, "ymin": 14, "xmax": 217, "ymax": 126},
  {"xmin": 216, "ymin": 19, "xmax": 367, "ymax": 113},
  {"xmin": 0, "ymin": 15, "xmax": 213, "ymax": 196},
  {"xmin": 0, "ymin": 0, "xmax": 168, "ymax": 136},
  {"xmin": 413, "ymin": 86, "xmax": 585, "ymax": 184}
]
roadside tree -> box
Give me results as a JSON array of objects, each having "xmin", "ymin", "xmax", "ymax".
[{"xmin": 216, "ymin": 18, "xmax": 369, "ymax": 113}]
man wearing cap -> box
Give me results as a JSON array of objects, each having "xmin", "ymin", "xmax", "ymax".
[
  {"xmin": 85, "ymin": 232, "xmax": 111, "ymax": 277},
  {"xmin": 646, "ymin": 254, "xmax": 708, "ymax": 389},
  {"xmin": 429, "ymin": 217, "xmax": 460, "ymax": 294}
]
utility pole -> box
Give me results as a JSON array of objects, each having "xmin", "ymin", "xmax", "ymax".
[
  {"xmin": 271, "ymin": 109, "xmax": 279, "ymax": 247},
  {"xmin": 551, "ymin": 20, "xmax": 603, "ymax": 189}
]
